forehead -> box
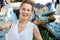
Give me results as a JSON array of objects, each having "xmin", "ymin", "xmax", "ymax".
[{"xmin": 20, "ymin": 3, "xmax": 32, "ymax": 9}]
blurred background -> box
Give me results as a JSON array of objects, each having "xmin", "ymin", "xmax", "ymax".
[{"xmin": 0, "ymin": 0, "xmax": 60, "ymax": 40}]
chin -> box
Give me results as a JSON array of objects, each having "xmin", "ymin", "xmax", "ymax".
[{"xmin": 22, "ymin": 17, "xmax": 28, "ymax": 20}]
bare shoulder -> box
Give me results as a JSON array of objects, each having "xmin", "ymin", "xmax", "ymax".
[
  {"xmin": 33, "ymin": 25, "xmax": 43, "ymax": 40},
  {"xmin": 33, "ymin": 26, "xmax": 39, "ymax": 33}
]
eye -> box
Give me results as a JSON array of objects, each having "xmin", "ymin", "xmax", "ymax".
[
  {"xmin": 27, "ymin": 9, "xmax": 30, "ymax": 12},
  {"xmin": 22, "ymin": 8, "xmax": 25, "ymax": 10}
]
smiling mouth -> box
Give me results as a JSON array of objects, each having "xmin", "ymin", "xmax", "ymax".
[{"xmin": 22, "ymin": 13, "xmax": 28, "ymax": 17}]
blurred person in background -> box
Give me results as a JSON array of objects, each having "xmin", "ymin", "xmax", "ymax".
[
  {"xmin": 0, "ymin": 0, "xmax": 6, "ymax": 40},
  {"xmin": 0, "ymin": 0, "xmax": 16, "ymax": 40},
  {"xmin": 55, "ymin": 0, "xmax": 60, "ymax": 15}
]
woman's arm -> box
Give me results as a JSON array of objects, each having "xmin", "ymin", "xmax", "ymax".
[
  {"xmin": 33, "ymin": 26, "xmax": 43, "ymax": 40},
  {"xmin": 0, "ymin": 20, "xmax": 12, "ymax": 29}
]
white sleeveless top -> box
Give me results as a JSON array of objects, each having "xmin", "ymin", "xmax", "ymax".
[{"xmin": 7, "ymin": 20, "xmax": 36, "ymax": 40}]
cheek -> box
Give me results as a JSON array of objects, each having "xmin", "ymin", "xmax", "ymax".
[{"xmin": 28, "ymin": 13, "xmax": 31, "ymax": 17}]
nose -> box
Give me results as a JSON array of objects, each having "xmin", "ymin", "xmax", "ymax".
[{"xmin": 24, "ymin": 9, "xmax": 28, "ymax": 14}]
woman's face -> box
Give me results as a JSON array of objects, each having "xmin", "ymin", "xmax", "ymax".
[{"xmin": 19, "ymin": 3, "xmax": 32, "ymax": 20}]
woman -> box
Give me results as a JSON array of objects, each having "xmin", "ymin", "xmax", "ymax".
[{"xmin": 0, "ymin": 1, "xmax": 43, "ymax": 40}]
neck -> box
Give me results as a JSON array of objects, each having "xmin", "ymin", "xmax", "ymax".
[{"xmin": 19, "ymin": 19, "xmax": 28, "ymax": 24}]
